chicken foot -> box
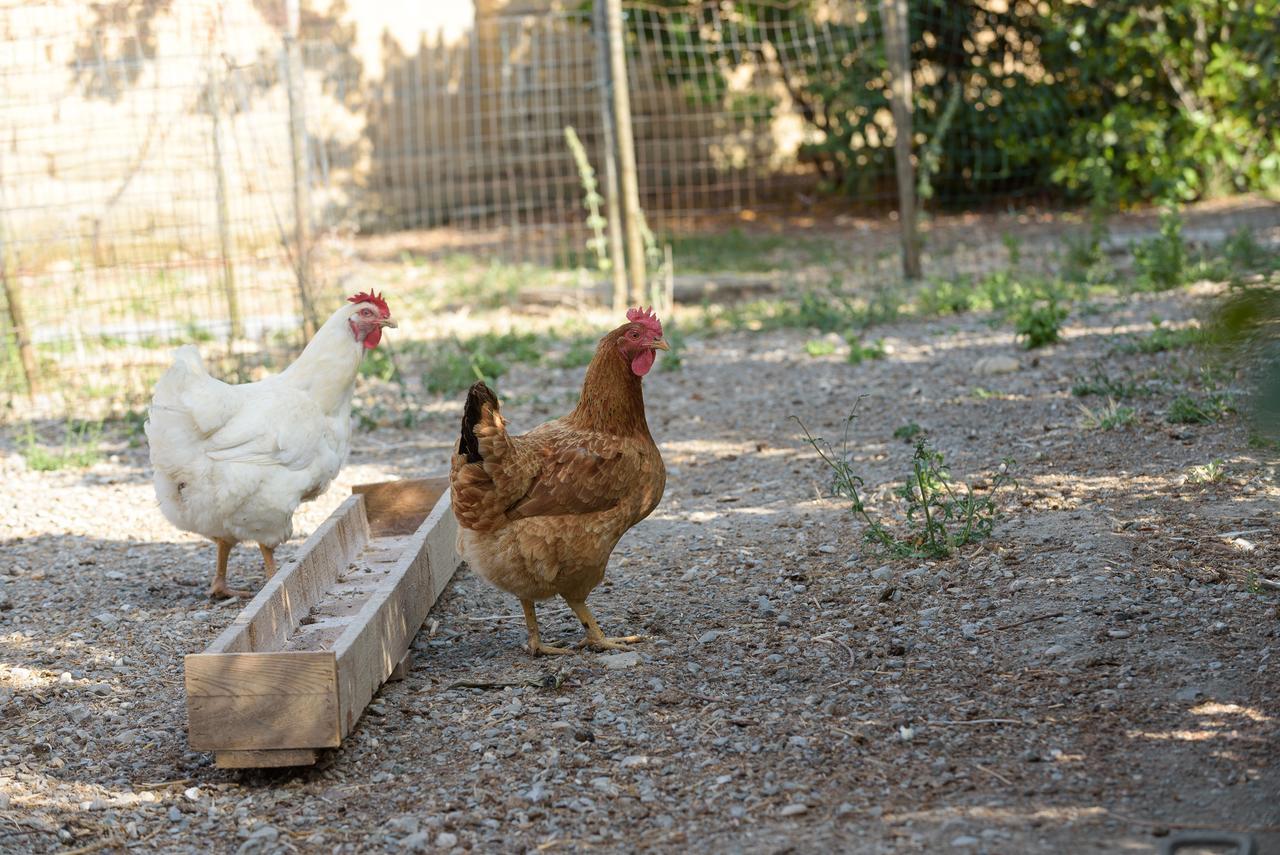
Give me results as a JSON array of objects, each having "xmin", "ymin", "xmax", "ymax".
[
  {"xmin": 209, "ymin": 538, "xmax": 253, "ymax": 599},
  {"xmin": 259, "ymin": 544, "xmax": 278, "ymax": 578},
  {"xmin": 566, "ymin": 600, "xmax": 645, "ymax": 651},
  {"xmin": 522, "ymin": 600, "xmax": 573, "ymax": 656}
]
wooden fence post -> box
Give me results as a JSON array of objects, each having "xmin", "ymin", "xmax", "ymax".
[
  {"xmin": 593, "ymin": 0, "xmax": 629, "ymax": 313},
  {"xmin": 207, "ymin": 66, "xmax": 242, "ymax": 342},
  {"xmin": 604, "ymin": 0, "xmax": 648, "ymax": 307},
  {"xmin": 283, "ymin": 0, "xmax": 318, "ymax": 339},
  {"xmin": 0, "ymin": 244, "xmax": 37, "ymax": 397},
  {"xmin": 881, "ymin": 0, "xmax": 921, "ymax": 280}
]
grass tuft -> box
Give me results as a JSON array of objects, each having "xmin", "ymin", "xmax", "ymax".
[
  {"xmin": 20, "ymin": 421, "xmax": 103, "ymax": 471},
  {"xmin": 1077, "ymin": 399, "xmax": 1136, "ymax": 431}
]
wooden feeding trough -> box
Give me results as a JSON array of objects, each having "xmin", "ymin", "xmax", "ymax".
[{"xmin": 184, "ymin": 477, "xmax": 458, "ymax": 769}]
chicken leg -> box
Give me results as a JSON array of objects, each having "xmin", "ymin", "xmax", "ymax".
[
  {"xmin": 209, "ymin": 538, "xmax": 253, "ymax": 599},
  {"xmin": 522, "ymin": 600, "xmax": 573, "ymax": 656},
  {"xmin": 259, "ymin": 544, "xmax": 278, "ymax": 578},
  {"xmin": 566, "ymin": 599, "xmax": 645, "ymax": 651}
]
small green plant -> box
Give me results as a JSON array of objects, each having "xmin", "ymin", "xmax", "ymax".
[
  {"xmin": 1014, "ymin": 299, "xmax": 1068, "ymax": 349},
  {"xmin": 1062, "ymin": 171, "xmax": 1112, "ymax": 284},
  {"xmin": 20, "ymin": 421, "xmax": 103, "ymax": 471},
  {"xmin": 555, "ymin": 336, "xmax": 597, "ymax": 369},
  {"xmin": 564, "ymin": 125, "xmax": 610, "ymax": 271},
  {"xmin": 1077, "ymin": 398, "xmax": 1136, "ymax": 430},
  {"xmin": 1133, "ymin": 204, "xmax": 1187, "ymax": 290},
  {"xmin": 1221, "ymin": 227, "xmax": 1274, "ymax": 273},
  {"xmin": 1115, "ymin": 318, "xmax": 1206, "ymax": 355},
  {"xmin": 1071, "ymin": 366, "xmax": 1146, "ymax": 399},
  {"xmin": 659, "ymin": 323, "xmax": 685, "ymax": 372},
  {"xmin": 797, "ymin": 411, "xmax": 1016, "ymax": 559},
  {"xmin": 805, "ymin": 338, "xmax": 838, "ymax": 357},
  {"xmin": 1002, "ymin": 232, "xmax": 1022, "ymax": 267},
  {"xmin": 1186, "ymin": 459, "xmax": 1226, "ymax": 484},
  {"xmin": 117, "ymin": 408, "xmax": 148, "ymax": 447},
  {"xmin": 359, "ymin": 346, "xmax": 402, "ymax": 384},
  {"xmin": 893, "ymin": 422, "xmax": 923, "ymax": 442},
  {"xmin": 846, "ymin": 336, "xmax": 885, "ymax": 365},
  {"xmin": 1166, "ymin": 393, "xmax": 1233, "ymax": 425},
  {"xmin": 352, "ymin": 401, "xmax": 385, "ymax": 431}
]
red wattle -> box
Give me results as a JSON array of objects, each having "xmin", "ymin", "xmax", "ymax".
[
  {"xmin": 363, "ymin": 327, "xmax": 383, "ymax": 350},
  {"xmin": 630, "ymin": 349, "xmax": 655, "ymax": 376}
]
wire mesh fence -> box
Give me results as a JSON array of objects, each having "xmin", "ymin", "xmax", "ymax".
[{"xmin": 1, "ymin": 0, "xmax": 1277, "ymax": 420}]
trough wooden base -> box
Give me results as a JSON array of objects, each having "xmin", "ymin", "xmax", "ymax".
[
  {"xmin": 215, "ymin": 748, "xmax": 319, "ymax": 769},
  {"xmin": 184, "ymin": 478, "xmax": 458, "ymax": 769}
]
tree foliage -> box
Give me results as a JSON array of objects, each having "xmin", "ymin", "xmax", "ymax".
[{"xmin": 624, "ymin": 0, "xmax": 1280, "ymax": 206}]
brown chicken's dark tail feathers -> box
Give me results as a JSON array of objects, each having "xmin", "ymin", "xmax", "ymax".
[{"xmin": 459, "ymin": 381, "xmax": 499, "ymax": 463}]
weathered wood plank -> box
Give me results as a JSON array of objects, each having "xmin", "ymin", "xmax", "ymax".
[
  {"xmin": 388, "ymin": 651, "xmax": 413, "ymax": 682},
  {"xmin": 215, "ymin": 748, "xmax": 318, "ymax": 769},
  {"xmin": 353, "ymin": 477, "xmax": 448, "ymax": 537},
  {"xmin": 332, "ymin": 492, "xmax": 458, "ymax": 738},
  {"xmin": 185, "ymin": 479, "xmax": 458, "ymax": 761},
  {"xmin": 205, "ymin": 495, "xmax": 370, "ymax": 654},
  {"xmin": 185, "ymin": 651, "xmax": 339, "ymax": 751}
]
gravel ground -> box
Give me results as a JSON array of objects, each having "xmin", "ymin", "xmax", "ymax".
[{"xmin": 1, "ymin": 284, "xmax": 1278, "ymax": 854}]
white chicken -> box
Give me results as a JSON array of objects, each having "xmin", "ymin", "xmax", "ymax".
[{"xmin": 146, "ymin": 292, "xmax": 396, "ymax": 598}]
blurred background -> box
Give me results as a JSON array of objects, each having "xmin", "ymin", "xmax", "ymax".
[{"xmin": 0, "ymin": 0, "xmax": 1277, "ymax": 422}]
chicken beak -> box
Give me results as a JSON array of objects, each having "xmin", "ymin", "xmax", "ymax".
[
  {"xmin": 651, "ymin": 337, "xmax": 670, "ymax": 351},
  {"xmin": 380, "ymin": 317, "xmax": 398, "ymax": 329}
]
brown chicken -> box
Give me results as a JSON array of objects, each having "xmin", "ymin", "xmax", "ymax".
[{"xmin": 450, "ymin": 308, "xmax": 669, "ymax": 655}]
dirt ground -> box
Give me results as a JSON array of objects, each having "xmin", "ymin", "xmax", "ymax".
[{"xmin": 1, "ymin": 283, "xmax": 1277, "ymax": 854}]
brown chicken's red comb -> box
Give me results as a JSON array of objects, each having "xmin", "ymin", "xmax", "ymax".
[
  {"xmin": 348, "ymin": 290, "xmax": 390, "ymax": 317},
  {"xmin": 626, "ymin": 306, "xmax": 662, "ymax": 338}
]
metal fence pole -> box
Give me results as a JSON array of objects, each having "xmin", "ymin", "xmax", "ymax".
[
  {"xmin": 207, "ymin": 65, "xmax": 242, "ymax": 343},
  {"xmin": 604, "ymin": 0, "xmax": 647, "ymax": 307},
  {"xmin": 593, "ymin": 0, "xmax": 629, "ymax": 313},
  {"xmin": 882, "ymin": 0, "xmax": 921, "ymax": 280},
  {"xmin": 283, "ymin": 0, "xmax": 318, "ymax": 339}
]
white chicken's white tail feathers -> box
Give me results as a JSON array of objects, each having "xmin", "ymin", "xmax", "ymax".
[
  {"xmin": 150, "ymin": 346, "xmax": 205, "ymax": 408},
  {"xmin": 146, "ymin": 345, "xmax": 240, "ymax": 465}
]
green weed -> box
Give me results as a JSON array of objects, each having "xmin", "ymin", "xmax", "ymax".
[
  {"xmin": 1014, "ymin": 300, "xmax": 1068, "ymax": 349},
  {"xmin": 1077, "ymin": 399, "xmax": 1136, "ymax": 430},
  {"xmin": 846, "ymin": 336, "xmax": 885, "ymax": 364},
  {"xmin": 20, "ymin": 421, "xmax": 103, "ymax": 471},
  {"xmin": 797, "ymin": 410, "xmax": 1015, "ymax": 559},
  {"xmin": 1221, "ymin": 226, "xmax": 1275, "ymax": 273},
  {"xmin": 805, "ymin": 338, "xmax": 838, "ymax": 358},
  {"xmin": 659, "ymin": 323, "xmax": 685, "ymax": 372},
  {"xmin": 564, "ymin": 125, "xmax": 610, "ymax": 272},
  {"xmin": 1133, "ymin": 205, "xmax": 1188, "ymax": 290},
  {"xmin": 893, "ymin": 422, "xmax": 923, "ymax": 442},
  {"xmin": 1186, "ymin": 459, "xmax": 1226, "ymax": 484},
  {"xmin": 555, "ymin": 336, "xmax": 598, "ymax": 370},
  {"xmin": 1071, "ymin": 367, "xmax": 1147, "ymax": 399},
  {"xmin": 1115, "ymin": 318, "xmax": 1206, "ymax": 355},
  {"xmin": 1166, "ymin": 393, "xmax": 1233, "ymax": 425},
  {"xmin": 359, "ymin": 346, "xmax": 402, "ymax": 384}
]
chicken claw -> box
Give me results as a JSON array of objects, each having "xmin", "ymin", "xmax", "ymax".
[
  {"xmin": 208, "ymin": 539, "xmax": 255, "ymax": 599},
  {"xmin": 579, "ymin": 634, "xmax": 646, "ymax": 652},
  {"xmin": 521, "ymin": 601, "xmax": 573, "ymax": 657},
  {"xmin": 528, "ymin": 640, "xmax": 574, "ymax": 656},
  {"xmin": 209, "ymin": 583, "xmax": 254, "ymax": 600},
  {"xmin": 566, "ymin": 600, "xmax": 646, "ymax": 652}
]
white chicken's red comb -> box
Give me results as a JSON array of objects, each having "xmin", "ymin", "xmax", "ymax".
[
  {"xmin": 626, "ymin": 306, "xmax": 662, "ymax": 338},
  {"xmin": 348, "ymin": 290, "xmax": 390, "ymax": 317}
]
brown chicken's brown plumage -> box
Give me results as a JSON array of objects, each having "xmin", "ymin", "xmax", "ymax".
[{"xmin": 450, "ymin": 311, "xmax": 668, "ymax": 655}]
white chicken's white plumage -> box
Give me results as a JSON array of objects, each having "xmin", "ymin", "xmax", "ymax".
[{"xmin": 146, "ymin": 294, "xmax": 394, "ymax": 597}]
